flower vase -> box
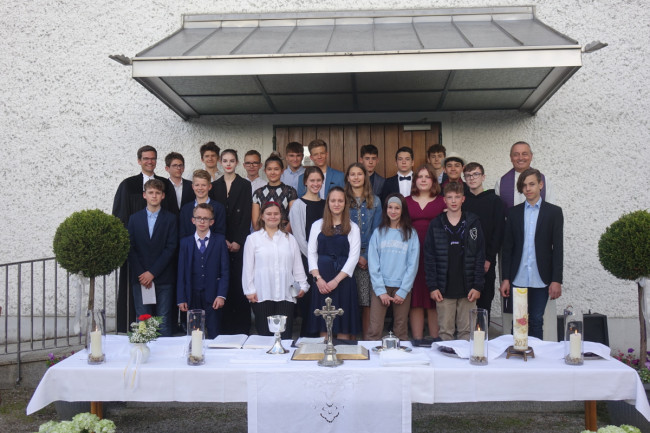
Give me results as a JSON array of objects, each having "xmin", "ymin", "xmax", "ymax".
[{"xmin": 130, "ymin": 343, "xmax": 150, "ymax": 363}]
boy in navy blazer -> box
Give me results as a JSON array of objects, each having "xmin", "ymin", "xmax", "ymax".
[
  {"xmin": 499, "ymin": 168, "xmax": 563, "ymax": 339},
  {"xmin": 127, "ymin": 179, "xmax": 178, "ymax": 336},
  {"xmin": 296, "ymin": 139, "xmax": 344, "ymax": 197},
  {"xmin": 179, "ymin": 169, "xmax": 226, "ymax": 239},
  {"xmin": 177, "ymin": 203, "xmax": 230, "ymax": 339}
]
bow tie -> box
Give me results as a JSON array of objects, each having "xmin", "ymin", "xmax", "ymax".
[{"xmin": 399, "ymin": 176, "xmax": 411, "ymax": 181}]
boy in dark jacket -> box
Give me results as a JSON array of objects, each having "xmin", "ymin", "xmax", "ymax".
[
  {"xmin": 462, "ymin": 162, "xmax": 505, "ymax": 322},
  {"xmin": 425, "ymin": 182, "xmax": 486, "ymax": 341}
]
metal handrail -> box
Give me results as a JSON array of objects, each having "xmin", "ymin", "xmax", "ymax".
[{"xmin": 0, "ymin": 257, "xmax": 119, "ymax": 384}]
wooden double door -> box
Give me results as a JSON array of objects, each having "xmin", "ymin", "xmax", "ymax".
[{"xmin": 274, "ymin": 123, "xmax": 441, "ymax": 178}]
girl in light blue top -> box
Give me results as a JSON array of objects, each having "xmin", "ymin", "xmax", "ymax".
[
  {"xmin": 345, "ymin": 163, "xmax": 382, "ymax": 340},
  {"xmin": 367, "ymin": 193, "xmax": 419, "ymax": 341}
]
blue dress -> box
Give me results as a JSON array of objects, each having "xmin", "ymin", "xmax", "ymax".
[{"xmin": 308, "ymin": 229, "xmax": 361, "ymax": 336}]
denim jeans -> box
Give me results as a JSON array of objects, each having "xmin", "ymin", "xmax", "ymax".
[
  {"xmin": 133, "ymin": 283, "xmax": 173, "ymax": 337},
  {"xmin": 527, "ymin": 286, "xmax": 549, "ymax": 339}
]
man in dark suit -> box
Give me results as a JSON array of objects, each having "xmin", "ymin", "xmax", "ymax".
[
  {"xmin": 112, "ymin": 145, "xmax": 167, "ymax": 332},
  {"xmin": 177, "ymin": 203, "xmax": 229, "ymax": 339},
  {"xmin": 163, "ymin": 152, "xmax": 195, "ymax": 216},
  {"xmin": 499, "ymin": 168, "xmax": 563, "ymax": 340},
  {"xmin": 127, "ymin": 179, "xmax": 178, "ymax": 337},
  {"xmin": 297, "ymin": 139, "xmax": 344, "ymax": 198},
  {"xmin": 380, "ymin": 146, "xmax": 414, "ymax": 206}
]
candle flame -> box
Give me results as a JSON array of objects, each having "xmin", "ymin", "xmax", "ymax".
[
  {"xmin": 477, "ymin": 325, "xmax": 481, "ymax": 332},
  {"xmin": 574, "ymin": 329, "xmax": 578, "ymax": 335}
]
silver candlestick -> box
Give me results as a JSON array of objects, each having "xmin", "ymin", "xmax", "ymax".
[{"xmin": 314, "ymin": 297, "xmax": 344, "ymax": 367}]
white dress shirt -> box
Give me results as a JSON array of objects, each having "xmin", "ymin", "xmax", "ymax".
[
  {"xmin": 242, "ymin": 229, "xmax": 309, "ymax": 302},
  {"xmin": 398, "ymin": 171, "xmax": 413, "ymax": 197}
]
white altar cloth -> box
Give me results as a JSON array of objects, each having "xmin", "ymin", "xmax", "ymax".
[{"xmin": 27, "ymin": 335, "xmax": 650, "ymax": 425}]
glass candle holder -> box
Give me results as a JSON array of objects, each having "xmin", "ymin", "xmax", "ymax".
[
  {"xmin": 564, "ymin": 307, "xmax": 584, "ymax": 365},
  {"xmin": 469, "ymin": 308, "xmax": 488, "ymax": 365},
  {"xmin": 86, "ymin": 309, "xmax": 106, "ymax": 364},
  {"xmin": 187, "ymin": 309, "xmax": 205, "ymax": 365}
]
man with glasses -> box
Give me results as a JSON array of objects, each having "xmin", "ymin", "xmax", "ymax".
[
  {"xmin": 163, "ymin": 152, "xmax": 195, "ymax": 216},
  {"xmin": 112, "ymin": 146, "xmax": 167, "ymax": 332},
  {"xmin": 243, "ymin": 150, "xmax": 267, "ymax": 192},
  {"xmin": 462, "ymin": 163, "xmax": 505, "ymax": 322}
]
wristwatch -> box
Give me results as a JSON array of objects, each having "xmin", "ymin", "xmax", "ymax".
[{"xmin": 313, "ymin": 275, "xmax": 321, "ymax": 282}]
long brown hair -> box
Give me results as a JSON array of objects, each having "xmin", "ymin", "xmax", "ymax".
[
  {"xmin": 344, "ymin": 163, "xmax": 375, "ymax": 209},
  {"xmin": 410, "ymin": 163, "xmax": 440, "ymax": 197},
  {"xmin": 378, "ymin": 193, "xmax": 413, "ymax": 241},
  {"xmin": 321, "ymin": 187, "xmax": 351, "ymax": 236}
]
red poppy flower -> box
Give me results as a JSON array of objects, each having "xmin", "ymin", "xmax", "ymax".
[{"xmin": 139, "ymin": 314, "xmax": 152, "ymax": 321}]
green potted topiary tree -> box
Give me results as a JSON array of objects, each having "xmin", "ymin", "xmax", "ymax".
[
  {"xmin": 53, "ymin": 209, "xmax": 130, "ymax": 312},
  {"xmin": 598, "ymin": 210, "xmax": 650, "ymax": 367}
]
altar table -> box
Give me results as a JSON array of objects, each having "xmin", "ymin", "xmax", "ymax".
[{"xmin": 27, "ymin": 335, "xmax": 650, "ymax": 431}]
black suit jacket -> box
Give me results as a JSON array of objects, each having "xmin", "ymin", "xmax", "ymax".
[
  {"xmin": 380, "ymin": 175, "xmax": 401, "ymax": 207},
  {"xmin": 112, "ymin": 173, "xmax": 167, "ymax": 226},
  {"xmin": 210, "ymin": 175, "xmax": 252, "ymax": 246},
  {"xmin": 163, "ymin": 178, "xmax": 195, "ymax": 215},
  {"xmin": 501, "ymin": 200, "xmax": 563, "ymax": 286},
  {"xmin": 127, "ymin": 208, "xmax": 178, "ymax": 286}
]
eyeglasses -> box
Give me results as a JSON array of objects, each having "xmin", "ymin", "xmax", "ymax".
[
  {"xmin": 243, "ymin": 162, "xmax": 261, "ymax": 167},
  {"xmin": 169, "ymin": 164, "xmax": 184, "ymax": 169},
  {"xmin": 464, "ymin": 172, "xmax": 484, "ymax": 180},
  {"xmin": 192, "ymin": 217, "xmax": 213, "ymax": 223}
]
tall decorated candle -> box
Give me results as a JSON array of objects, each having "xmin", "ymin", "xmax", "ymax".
[{"xmin": 513, "ymin": 287, "xmax": 529, "ymax": 350}]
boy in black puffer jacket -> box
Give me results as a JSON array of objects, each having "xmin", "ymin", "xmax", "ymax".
[{"xmin": 425, "ymin": 182, "xmax": 486, "ymax": 341}]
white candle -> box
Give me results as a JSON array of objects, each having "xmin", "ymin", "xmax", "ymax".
[
  {"xmin": 569, "ymin": 331, "xmax": 582, "ymax": 359},
  {"xmin": 191, "ymin": 329, "xmax": 203, "ymax": 358},
  {"xmin": 90, "ymin": 330, "xmax": 102, "ymax": 358},
  {"xmin": 473, "ymin": 330, "xmax": 485, "ymax": 357}
]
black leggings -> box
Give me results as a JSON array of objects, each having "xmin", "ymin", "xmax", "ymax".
[{"xmin": 251, "ymin": 300, "xmax": 295, "ymax": 340}]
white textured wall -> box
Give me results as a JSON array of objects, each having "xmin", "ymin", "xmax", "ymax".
[{"xmin": 1, "ymin": 0, "xmax": 649, "ymax": 326}]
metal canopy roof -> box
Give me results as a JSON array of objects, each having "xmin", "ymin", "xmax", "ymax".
[{"xmin": 129, "ymin": 7, "xmax": 582, "ymax": 120}]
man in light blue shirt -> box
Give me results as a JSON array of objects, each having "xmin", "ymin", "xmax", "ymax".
[
  {"xmin": 500, "ymin": 168, "xmax": 564, "ymax": 339},
  {"xmin": 280, "ymin": 141, "xmax": 305, "ymax": 191}
]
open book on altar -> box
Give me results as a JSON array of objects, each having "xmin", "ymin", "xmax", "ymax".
[
  {"xmin": 291, "ymin": 343, "xmax": 369, "ymax": 360},
  {"xmin": 208, "ymin": 334, "xmax": 293, "ymax": 349}
]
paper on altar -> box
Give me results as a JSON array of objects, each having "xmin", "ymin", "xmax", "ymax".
[
  {"xmin": 141, "ymin": 283, "xmax": 156, "ymax": 305},
  {"xmin": 243, "ymin": 335, "xmax": 292, "ymax": 349},
  {"xmin": 248, "ymin": 369, "xmax": 411, "ymax": 433}
]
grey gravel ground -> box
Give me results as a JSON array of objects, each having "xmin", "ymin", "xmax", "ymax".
[{"xmin": 1, "ymin": 386, "xmax": 610, "ymax": 433}]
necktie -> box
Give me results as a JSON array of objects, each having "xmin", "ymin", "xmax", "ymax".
[
  {"xmin": 199, "ymin": 238, "xmax": 207, "ymax": 253},
  {"xmin": 399, "ymin": 175, "xmax": 411, "ymax": 181}
]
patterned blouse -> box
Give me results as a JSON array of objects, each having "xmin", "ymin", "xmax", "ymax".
[{"xmin": 252, "ymin": 182, "xmax": 298, "ymax": 225}]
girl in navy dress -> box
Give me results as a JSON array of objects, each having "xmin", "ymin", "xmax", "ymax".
[{"xmin": 307, "ymin": 187, "xmax": 361, "ymax": 339}]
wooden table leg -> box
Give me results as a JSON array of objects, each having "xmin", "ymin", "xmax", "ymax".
[
  {"xmin": 90, "ymin": 401, "xmax": 104, "ymax": 419},
  {"xmin": 584, "ymin": 400, "xmax": 597, "ymax": 431}
]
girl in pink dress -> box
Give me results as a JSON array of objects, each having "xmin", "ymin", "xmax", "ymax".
[{"xmin": 406, "ymin": 164, "xmax": 446, "ymax": 342}]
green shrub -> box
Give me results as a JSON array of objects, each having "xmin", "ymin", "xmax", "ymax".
[
  {"xmin": 53, "ymin": 209, "xmax": 129, "ymax": 278},
  {"xmin": 598, "ymin": 210, "xmax": 650, "ymax": 281}
]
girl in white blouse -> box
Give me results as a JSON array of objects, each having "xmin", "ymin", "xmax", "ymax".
[{"xmin": 242, "ymin": 201, "xmax": 309, "ymax": 338}]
